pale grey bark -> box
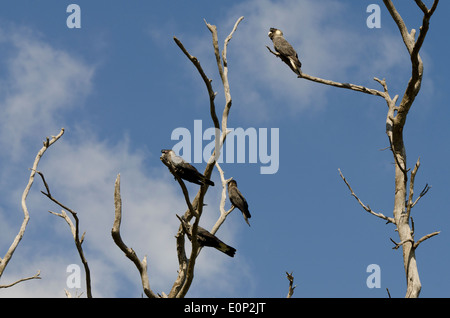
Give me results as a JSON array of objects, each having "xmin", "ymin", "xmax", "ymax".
[
  {"xmin": 113, "ymin": 17, "xmax": 244, "ymax": 298},
  {"xmin": 271, "ymin": 1, "xmax": 439, "ymax": 298},
  {"xmin": 0, "ymin": 128, "xmax": 64, "ymax": 288},
  {"xmin": 112, "ymin": 174, "xmax": 158, "ymax": 298}
]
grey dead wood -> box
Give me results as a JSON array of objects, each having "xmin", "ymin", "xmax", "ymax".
[{"xmin": 268, "ymin": 1, "xmax": 440, "ymax": 298}]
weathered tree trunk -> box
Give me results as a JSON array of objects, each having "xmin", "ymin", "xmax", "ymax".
[{"xmin": 269, "ymin": 0, "xmax": 440, "ymax": 297}]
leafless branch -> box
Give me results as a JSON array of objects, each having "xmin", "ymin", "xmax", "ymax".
[
  {"xmin": 168, "ymin": 225, "xmax": 188, "ymax": 298},
  {"xmin": 414, "ymin": 231, "xmax": 440, "ymax": 249},
  {"xmin": 210, "ymin": 162, "xmax": 235, "ymax": 235},
  {"xmin": 204, "ymin": 16, "xmax": 244, "ymax": 163},
  {"xmin": 383, "ymin": 0, "xmax": 439, "ymax": 127},
  {"xmin": 173, "ymin": 36, "xmax": 220, "ymax": 133},
  {"xmin": 168, "ymin": 17, "xmax": 243, "ymax": 298},
  {"xmin": 265, "ymin": 0, "xmax": 438, "ymax": 298},
  {"xmin": 0, "ymin": 128, "xmax": 64, "ymax": 285},
  {"xmin": 390, "ymin": 230, "xmax": 440, "ymax": 251},
  {"xmin": 286, "ymin": 271, "xmax": 297, "ymax": 298},
  {"xmin": 176, "ymin": 213, "xmax": 202, "ymax": 298},
  {"xmin": 0, "ymin": 271, "xmax": 41, "ymax": 289},
  {"xmin": 37, "ymin": 170, "xmax": 92, "ymax": 298},
  {"xmin": 111, "ymin": 174, "xmax": 158, "ymax": 298},
  {"xmin": 390, "ymin": 237, "xmax": 414, "ymax": 250},
  {"xmin": 406, "ymin": 158, "xmax": 430, "ymax": 217},
  {"xmin": 411, "ymin": 183, "xmax": 431, "ymax": 208},
  {"xmin": 160, "ymin": 156, "xmax": 200, "ymax": 219},
  {"xmin": 267, "ymin": 46, "xmax": 386, "ymax": 98},
  {"xmin": 339, "ymin": 169, "xmax": 395, "ymax": 224}
]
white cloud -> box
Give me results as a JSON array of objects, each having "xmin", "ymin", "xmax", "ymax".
[{"xmin": 0, "ymin": 26, "xmax": 94, "ymax": 160}]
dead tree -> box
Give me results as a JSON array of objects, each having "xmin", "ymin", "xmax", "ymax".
[
  {"xmin": 268, "ymin": 0, "xmax": 439, "ymax": 297},
  {"xmin": 112, "ymin": 17, "xmax": 244, "ymax": 298}
]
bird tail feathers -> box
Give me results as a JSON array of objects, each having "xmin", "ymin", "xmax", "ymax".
[{"xmin": 218, "ymin": 242, "xmax": 236, "ymax": 257}]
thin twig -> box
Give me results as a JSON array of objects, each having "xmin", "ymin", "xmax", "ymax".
[
  {"xmin": 390, "ymin": 237, "xmax": 414, "ymax": 250},
  {"xmin": 414, "ymin": 231, "xmax": 440, "ymax": 249},
  {"xmin": 160, "ymin": 156, "xmax": 199, "ymax": 218},
  {"xmin": 411, "ymin": 183, "xmax": 431, "ymax": 209},
  {"xmin": 0, "ymin": 271, "xmax": 41, "ymax": 289},
  {"xmin": 339, "ymin": 169, "xmax": 395, "ymax": 224}
]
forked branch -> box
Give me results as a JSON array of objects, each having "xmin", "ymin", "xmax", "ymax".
[
  {"xmin": 286, "ymin": 271, "xmax": 296, "ymax": 298},
  {"xmin": 168, "ymin": 17, "xmax": 243, "ymax": 298},
  {"xmin": 37, "ymin": 170, "xmax": 92, "ymax": 298},
  {"xmin": 0, "ymin": 128, "xmax": 64, "ymax": 288}
]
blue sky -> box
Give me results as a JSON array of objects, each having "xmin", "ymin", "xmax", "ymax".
[{"xmin": 0, "ymin": 0, "xmax": 449, "ymax": 298}]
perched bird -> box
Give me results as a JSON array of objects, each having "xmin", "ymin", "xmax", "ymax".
[
  {"xmin": 227, "ymin": 179, "xmax": 251, "ymax": 226},
  {"xmin": 161, "ymin": 149, "xmax": 214, "ymax": 186},
  {"xmin": 176, "ymin": 214, "xmax": 236, "ymax": 257},
  {"xmin": 268, "ymin": 28, "xmax": 302, "ymax": 76}
]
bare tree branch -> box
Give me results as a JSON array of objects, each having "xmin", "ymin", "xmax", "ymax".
[
  {"xmin": 0, "ymin": 128, "xmax": 64, "ymax": 286},
  {"xmin": 338, "ymin": 169, "xmax": 395, "ymax": 224},
  {"xmin": 386, "ymin": 288, "xmax": 392, "ymax": 298},
  {"xmin": 411, "ymin": 183, "xmax": 431, "ymax": 209},
  {"xmin": 270, "ymin": 0, "xmax": 439, "ymax": 298},
  {"xmin": 173, "ymin": 36, "xmax": 220, "ymax": 133},
  {"xmin": 390, "ymin": 237, "xmax": 414, "ymax": 250},
  {"xmin": 383, "ymin": 0, "xmax": 415, "ymax": 53},
  {"xmin": 168, "ymin": 17, "xmax": 243, "ymax": 298},
  {"xmin": 111, "ymin": 174, "xmax": 158, "ymax": 298},
  {"xmin": 267, "ymin": 46, "xmax": 386, "ymax": 98},
  {"xmin": 0, "ymin": 271, "xmax": 41, "ymax": 289},
  {"xmin": 390, "ymin": 230, "xmax": 440, "ymax": 251},
  {"xmin": 383, "ymin": 0, "xmax": 439, "ymax": 127},
  {"xmin": 168, "ymin": 224, "xmax": 188, "ymax": 298},
  {"xmin": 414, "ymin": 231, "xmax": 440, "ymax": 249},
  {"xmin": 160, "ymin": 156, "xmax": 200, "ymax": 218},
  {"xmin": 405, "ymin": 158, "xmax": 431, "ymax": 217},
  {"xmin": 286, "ymin": 271, "xmax": 296, "ymax": 298},
  {"xmin": 36, "ymin": 171, "xmax": 92, "ymax": 298},
  {"xmin": 37, "ymin": 170, "xmax": 92, "ymax": 298},
  {"xmin": 210, "ymin": 162, "xmax": 235, "ymax": 235}
]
